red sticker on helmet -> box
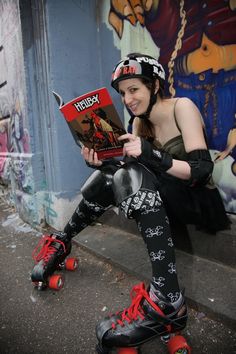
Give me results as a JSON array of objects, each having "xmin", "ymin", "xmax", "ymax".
[{"xmin": 112, "ymin": 60, "xmax": 142, "ymax": 81}]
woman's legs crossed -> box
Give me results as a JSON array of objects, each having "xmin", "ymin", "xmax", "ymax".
[{"xmin": 96, "ymin": 165, "xmax": 187, "ymax": 349}]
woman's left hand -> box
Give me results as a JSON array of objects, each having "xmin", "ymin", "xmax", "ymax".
[
  {"xmin": 118, "ymin": 133, "xmax": 142, "ymax": 157},
  {"xmin": 81, "ymin": 146, "xmax": 103, "ymax": 167}
]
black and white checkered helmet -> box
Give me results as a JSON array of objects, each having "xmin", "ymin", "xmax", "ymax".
[{"xmin": 111, "ymin": 53, "xmax": 165, "ymax": 91}]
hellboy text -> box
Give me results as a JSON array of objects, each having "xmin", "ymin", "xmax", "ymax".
[{"xmin": 73, "ymin": 94, "xmax": 100, "ymax": 112}]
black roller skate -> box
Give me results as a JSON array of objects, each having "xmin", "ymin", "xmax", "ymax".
[
  {"xmin": 31, "ymin": 232, "xmax": 78, "ymax": 291},
  {"xmin": 96, "ymin": 282, "xmax": 191, "ymax": 354}
]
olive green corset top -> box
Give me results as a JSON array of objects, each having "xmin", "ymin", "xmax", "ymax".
[{"xmin": 155, "ymin": 135, "xmax": 188, "ymax": 161}]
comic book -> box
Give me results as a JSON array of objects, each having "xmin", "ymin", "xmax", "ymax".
[{"xmin": 53, "ymin": 87, "xmax": 126, "ymax": 159}]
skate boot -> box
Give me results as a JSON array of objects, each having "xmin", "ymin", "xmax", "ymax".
[
  {"xmin": 96, "ymin": 282, "xmax": 189, "ymax": 354},
  {"xmin": 31, "ymin": 232, "xmax": 77, "ymax": 290}
]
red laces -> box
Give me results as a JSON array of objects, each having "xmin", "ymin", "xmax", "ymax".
[
  {"xmin": 32, "ymin": 235, "xmax": 66, "ymax": 263},
  {"xmin": 111, "ymin": 282, "xmax": 165, "ymax": 329}
]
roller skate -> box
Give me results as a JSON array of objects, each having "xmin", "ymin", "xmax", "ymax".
[
  {"xmin": 31, "ymin": 232, "xmax": 78, "ymax": 291},
  {"xmin": 96, "ymin": 282, "xmax": 191, "ymax": 354}
]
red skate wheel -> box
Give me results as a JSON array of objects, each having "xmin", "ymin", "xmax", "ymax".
[
  {"xmin": 65, "ymin": 257, "xmax": 79, "ymax": 270},
  {"xmin": 48, "ymin": 274, "xmax": 64, "ymax": 290},
  {"xmin": 117, "ymin": 348, "xmax": 138, "ymax": 354},
  {"xmin": 167, "ymin": 335, "xmax": 191, "ymax": 354}
]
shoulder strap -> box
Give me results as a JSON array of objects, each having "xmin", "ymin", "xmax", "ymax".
[{"xmin": 173, "ymin": 98, "xmax": 181, "ymax": 133}]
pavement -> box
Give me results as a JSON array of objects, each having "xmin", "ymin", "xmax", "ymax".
[
  {"xmin": 76, "ymin": 222, "xmax": 236, "ymax": 330},
  {"xmin": 0, "ymin": 200, "xmax": 236, "ymax": 354}
]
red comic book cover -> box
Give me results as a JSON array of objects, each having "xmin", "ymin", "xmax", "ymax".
[{"xmin": 53, "ymin": 87, "xmax": 126, "ymax": 159}]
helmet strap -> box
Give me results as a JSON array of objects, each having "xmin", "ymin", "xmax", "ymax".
[{"xmin": 137, "ymin": 81, "xmax": 157, "ymax": 120}]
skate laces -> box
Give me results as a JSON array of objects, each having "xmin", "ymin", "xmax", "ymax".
[
  {"xmin": 111, "ymin": 282, "xmax": 165, "ymax": 329},
  {"xmin": 32, "ymin": 235, "xmax": 66, "ymax": 264}
]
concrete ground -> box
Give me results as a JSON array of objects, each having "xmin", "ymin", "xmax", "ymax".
[{"xmin": 0, "ymin": 201, "xmax": 235, "ymax": 354}]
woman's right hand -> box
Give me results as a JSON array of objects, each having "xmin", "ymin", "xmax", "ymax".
[{"xmin": 81, "ymin": 147, "xmax": 103, "ymax": 167}]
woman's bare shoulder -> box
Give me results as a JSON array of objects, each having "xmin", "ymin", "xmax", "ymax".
[
  {"xmin": 175, "ymin": 97, "xmax": 196, "ymax": 108},
  {"xmin": 175, "ymin": 97, "xmax": 202, "ymax": 123}
]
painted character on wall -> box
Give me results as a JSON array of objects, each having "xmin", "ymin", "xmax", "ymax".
[
  {"xmin": 0, "ymin": 96, "xmax": 30, "ymax": 189},
  {"xmin": 10, "ymin": 96, "xmax": 30, "ymax": 154},
  {"xmin": 108, "ymin": 0, "xmax": 236, "ymax": 213}
]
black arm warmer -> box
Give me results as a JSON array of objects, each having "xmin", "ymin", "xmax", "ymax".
[
  {"xmin": 138, "ymin": 140, "xmax": 213, "ymax": 186},
  {"xmin": 137, "ymin": 138, "xmax": 173, "ymax": 172},
  {"xmin": 187, "ymin": 149, "xmax": 213, "ymax": 187}
]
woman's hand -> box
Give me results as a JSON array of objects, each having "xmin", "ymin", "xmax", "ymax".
[
  {"xmin": 118, "ymin": 133, "xmax": 142, "ymax": 157},
  {"xmin": 214, "ymin": 128, "xmax": 236, "ymax": 162},
  {"xmin": 81, "ymin": 147, "xmax": 103, "ymax": 167}
]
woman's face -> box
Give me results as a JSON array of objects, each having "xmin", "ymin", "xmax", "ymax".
[{"xmin": 118, "ymin": 78, "xmax": 151, "ymax": 116}]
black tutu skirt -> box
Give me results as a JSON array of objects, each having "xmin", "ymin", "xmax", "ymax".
[{"xmin": 156, "ymin": 174, "xmax": 231, "ymax": 234}]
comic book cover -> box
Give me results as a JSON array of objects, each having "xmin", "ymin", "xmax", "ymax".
[{"xmin": 53, "ymin": 87, "xmax": 126, "ymax": 159}]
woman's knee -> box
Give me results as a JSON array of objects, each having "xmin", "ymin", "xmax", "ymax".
[
  {"xmin": 119, "ymin": 189, "xmax": 163, "ymax": 219},
  {"xmin": 81, "ymin": 169, "xmax": 115, "ymax": 207}
]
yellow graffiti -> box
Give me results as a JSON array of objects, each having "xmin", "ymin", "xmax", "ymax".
[{"xmin": 187, "ymin": 34, "xmax": 236, "ymax": 74}]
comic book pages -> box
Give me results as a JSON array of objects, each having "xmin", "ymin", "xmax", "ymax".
[{"xmin": 53, "ymin": 87, "xmax": 126, "ymax": 159}]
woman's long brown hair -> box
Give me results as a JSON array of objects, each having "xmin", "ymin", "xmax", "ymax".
[{"xmin": 135, "ymin": 79, "xmax": 165, "ymax": 143}]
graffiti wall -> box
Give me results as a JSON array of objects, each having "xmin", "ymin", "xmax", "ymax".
[
  {"xmin": 0, "ymin": 1, "xmax": 44, "ymax": 225},
  {"xmin": 103, "ymin": 0, "xmax": 236, "ymax": 213},
  {"xmin": 0, "ymin": 1, "xmax": 29, "ymax": 177}
]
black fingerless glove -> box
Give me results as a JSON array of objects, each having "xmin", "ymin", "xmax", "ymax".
[{"xmin": 137, "ymin": 138, "xmax": 173, "ymax": 172}]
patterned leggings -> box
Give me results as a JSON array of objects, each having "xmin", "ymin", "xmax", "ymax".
[
  {"xmin": 63, "ymin": 190, "xmax": 180, "ymax": 302},
  {"xmin": 120, "ymin": 189, "xmax": 180, "ymax": 302}
]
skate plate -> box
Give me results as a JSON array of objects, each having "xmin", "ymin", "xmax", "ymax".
[
  {"xmin": 33, "ymin": 256, "xmax": 79, "ymax": 291},
  {"xmin": 96, "ymin": 333, "xmax": 191, "ymax": 354}
]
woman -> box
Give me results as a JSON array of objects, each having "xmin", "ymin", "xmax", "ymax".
[
  {"xmin": 94, "ymin": 53, "xmax": 230, "ymax": 352},
  {"xmin": 31, "ymin": 53, "xmax": 229, "ymax": 351}
]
